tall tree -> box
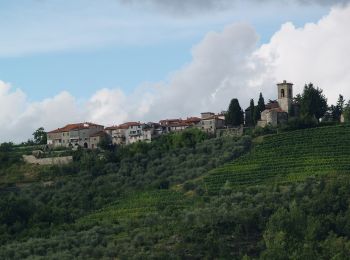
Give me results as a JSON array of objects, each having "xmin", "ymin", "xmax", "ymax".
[
  {"xmin": 245, "ymin": 99, "xmax": 255, "ymax": 126},
  {"xmin": 333, "ymin": 94, "xmax": 345, "ymax": 121},
  {"xmin": 257, "ymin": 93, "xmax": 265, "ymax": 113},
  {"xmin": 300, "ymin": 83, "xmax": 328, "ymax": 121},
  {"xmin": 253, "ymin": 106, "xmax": 261, "ymax": 125},
  {"xmin": 33, "ymin": 127, "xmax": 47, "ymax": 145},
  {"xmin": 226, "ymin": 98, "xmax": 244, "ymax": 127}
]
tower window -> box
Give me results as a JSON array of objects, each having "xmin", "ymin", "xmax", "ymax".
[
  {"xmin": 281, "ymin": 89, "xmax": 285, "ymax": 98},
  {"xmin": 288, "ymin": 89, "xmax": 292, "ymax": 97}
]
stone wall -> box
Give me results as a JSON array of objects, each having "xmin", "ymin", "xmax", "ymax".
[
  {"xmin": 23, "ymin": 155, "xmax": 73, "ymax": 165},
  {"xmin": 216, "ymin": 126, "xmax": 244, "ymax": 138}
]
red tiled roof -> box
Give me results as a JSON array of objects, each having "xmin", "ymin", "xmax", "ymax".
[
  {"xmin": 265, "ymin": 101, "xmax": 280, "ymax": 110},
  {"xmin": 185, "ymin": 117, "xmax": 201, "ymax": 124},
  {"xmin": 48, "ymin": 122, "xmax": 103, "ymax": 134},
  {"xmin": 117, "ymin": 122, "xmax": 142, "ymax": 129},
  {"xmin": 159, "ymin": 119, "xmax": 182, "ymax": 125}
]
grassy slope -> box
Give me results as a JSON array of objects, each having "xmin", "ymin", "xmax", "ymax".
[
  {"xmin": 78, "ymin": 190, "xmax": 197, "ymax": 225},
  {"xmin": 3, "ymin": 126, "xmax": 350, "ymax": 258},
  {"xmin": 204, "ymin": 125, "xmax": 350, "ymax": 193},
  {"xmin": 70, "ymin": 125, "xmax": 350, "ymax": 225}
]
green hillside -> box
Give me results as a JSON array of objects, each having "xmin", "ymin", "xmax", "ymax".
[
  {"xmin": 205, "ymin": 125, "xmax": 350, "ymax": 193},
  {"xmin": 4, "ymin": 127, "xmax": 350, "ymax": 258},
  {"xmin": 78, "ymin": 190, "xmax": 196, "ymax": 225}
]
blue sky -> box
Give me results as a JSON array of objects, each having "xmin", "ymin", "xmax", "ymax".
[
  {"xmin": 0, "ymin": 0, "xmax": 330, "ymax": 101},
  {"xmin": 3, "ymin": 0, "xmax": 350, "ymax": 142}
]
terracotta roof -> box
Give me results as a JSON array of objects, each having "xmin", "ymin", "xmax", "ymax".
[
  {"xmin": 117, "ymin": 122, "xmax": 142, "ymax": 129},
  {"xmin": 48, "ymin": 122, "xmax": 103, "ymax": 134},
  {"xmin": 265, "ymin": 101, "xmax": 280, "ymax": 110},
  {"xmin": 185, "ymin": 117, "xmax": 201, "ymax": 124},
  {"xmin": 159, "ymin": 119, "xmax": 182, "ymax": 125}
]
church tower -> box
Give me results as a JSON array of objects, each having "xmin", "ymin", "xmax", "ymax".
[{"xmin": 277, "ymin": 80, "xmax": 293, "ymax": 113}]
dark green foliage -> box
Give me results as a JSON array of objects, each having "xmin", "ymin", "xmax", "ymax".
[
  {"xmin": 0, "ymin": 143, "xmax": 21, "ymax": 170},
  {"xmin": 2, "ymin": 178, "xmax": 350, "ymax": 259},
  {"xmin": 97, "ymin": 134, "xmax": 113, "ymax": 150},
  {"xmin": 226, "ymin": 98, "xmax": 244, "ymax": 126},
  {"xmin": 328, "ymin": 94, "xmax": 345, "ymax": 122},
  {"xmin": 300, "ymin": 83, "xmax": 328, "ymax": 121},
  {"xmin": 257, "ymin": 92, "xmax": 265, "ymax": 114},
  {"xmin": 32, "ymin": 127, "xmax": 47, "ymax": 145},
  {"xmin": 2, "ymin": 125, "xmax": 350, "ymax": 259},
  {"xmin": 0, "ymin": 131, "xmax": 251, "ymax": 250},
  {"xmin": 344, "ymin": 100, "xmax": 350, "ymax": 122},
  {"xmin": 280, "ymin": 116, "xmax": 318, "ymax": 131},
  {"xmin": 253, "ymin": 106, "xmax": 261, "ymax": 124},
  {"xmin": 245, "ymin": 99, "xmax": 255, "ymax": 126}
]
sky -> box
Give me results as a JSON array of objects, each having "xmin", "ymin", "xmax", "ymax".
[{"xmin": 1, "ymin": 0, "xmax": 350, "ymax": 142}]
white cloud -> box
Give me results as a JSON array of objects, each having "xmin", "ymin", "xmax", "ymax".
[
  {"xmin": 143, "ymin": 23, "xmax": 272, "ymax": 119},
  {"xmin": 120, "ymin": 0, "xmax": 349, "ymax": 15},
  {"xmin": 2, "ymin": 5, "xmax": 350, "ymax": 143},
  {"xmin": 256, "ymin": 5, "xmax": 350, "ymax": 103}
]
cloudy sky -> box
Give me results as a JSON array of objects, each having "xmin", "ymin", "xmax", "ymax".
[{"xmin": 1, "ymin": 0, "xmax": 350, "ymax": 142}]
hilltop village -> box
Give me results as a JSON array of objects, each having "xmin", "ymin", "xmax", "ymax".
[{"xmin": 46, "ymin": 80, "xmax": 343, "ymax": 149}]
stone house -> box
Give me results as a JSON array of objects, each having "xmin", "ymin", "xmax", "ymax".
[
  {"xmin": 106, "ymin": 122, "xmax": 165, "ymax": 146},
  {"xmin": 257, "ymin": 81, "xmax": 297, "ymax": 127},
  {"xmin": 200, "ymin": 113, "xmax": 225, "ymax": 134},
  {"xmin": 104, "ymin": 126, "xmax": 117, "ymax": 136},
  {"xmin": 124, "ymin": 122, "xmax": 145, "ymax": 144},
  {"xmin": 184, "ymin": 117, "xmax": 202, "ymax": 127},
  {"xmin": 159, "ymin": 117, "xmax": 201, "ymax": 133},
  {"xmin": 89, "ymin": 131, "xmax": 110, "ymax": 149},
  {"xmin": 159, "ymin": 119, "xmax": 184, "ymax": 133},
  {"xmin": 143, "ymin": 122, "xmax": 165, "ymax": 140},
  {"xmin": 47, "ymin": 122, "xmax": 104, "ymax": 149},
  {"xmin": 109, "ymin": 124, "xmax": 128, "ymax": 145}
]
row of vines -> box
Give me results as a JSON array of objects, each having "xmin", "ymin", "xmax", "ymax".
[{"xmin": 204, "ymin": 125, "xmax": 350, "ymax": 193}]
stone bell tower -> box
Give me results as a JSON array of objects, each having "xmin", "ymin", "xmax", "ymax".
[{"xmin": 277, "ymin": 80, "xmax": 293, "ymax": 113}]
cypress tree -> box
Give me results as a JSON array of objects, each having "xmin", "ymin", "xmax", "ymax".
[
  {"xmin": 247, "ymin": 99, "xmax": 255, "ymax": 126},
  {"xmin": 226, "ymin": 98, "xmax": 244, "ymax": 127},
  {"xmin": 257, "ymin": 92, "xmax": 265, "ymax": 113}
]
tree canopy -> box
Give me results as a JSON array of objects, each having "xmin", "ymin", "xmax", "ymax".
[
  {"xmin": 257, "ymin": 92, "xmax": 265, "ymax": 113},
  {"xmin": 225, "ymin": 98, "xmax": 244, "ymax": 127},
  {"xmin": 300, "ymin": 83, "xmax": 328, "ymax": 121},
  {"xmin": 32, "ymin": 127, "xmax": 47, "ymax": 145},
  {"xmin": 330, "ymin": 94, "xmax": 345, "ymax": 122},
  {"xmin": 245, "ymin": 99, "xmax": 255, "ymax": 126}
]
